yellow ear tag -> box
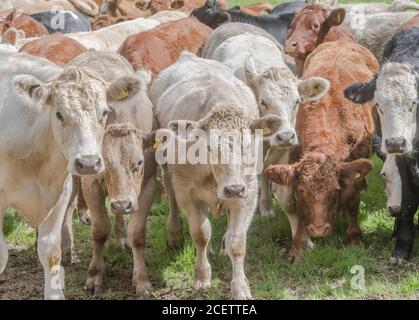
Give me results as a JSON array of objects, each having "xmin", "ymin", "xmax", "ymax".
[
  {"xmin": 116, "ymin": 89, "xmax": 129, "ymax": 101},
  {"xmin": 352, "ymin": 172, "xmax": 361, "ymax": 180},
  {"xmin": 153, "ymin": 138, "xmax": 163, "ymax": 150},
  {"xmin": 263, "ymin": 127, "xmax": 271, "ymax": 135}
]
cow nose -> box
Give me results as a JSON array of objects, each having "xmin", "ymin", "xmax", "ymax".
[
  {"xmin": 307, "ymin": 223, "xmax": 332, "ymax": 238},
  {"xmin": 75, "ymin": 155, "xmax": 103, "ymax": 175},
  {"xmin": 110, "ymin": 199, "xmax": 134, "ymax": 214},
  {"xmin": 276, "ymin": 131, "xmax": 297, "ymax": 146},
  {"xmin": 387, "ymin": 205, "xmax": 401, "ymax": 217},
  {"xmin": 291, "ymin": 41, "xmax": 297, "ymax": 48},
  {"xmin": 224, "ymin": 184, "xmax": 247, "ymax": 198},
  {"xmin": 385, "ymin": 137, "xmax": 407, "ymax": 154}
]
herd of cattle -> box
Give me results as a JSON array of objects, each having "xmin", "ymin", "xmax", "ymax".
[{"xmin": 0, "ymin": 0, "xmax": 418, "ymax": 300}]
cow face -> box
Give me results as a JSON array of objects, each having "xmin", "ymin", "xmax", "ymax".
[
  {"xmin": 285, "ymin": 5, "xmax": 345, "ymax": 58},
  {"xmin": 266, "ymin": 153, "xmax": 372, "ymax": 237},
  {"xmin": 245, "ymin": 55, "xmax": 330, "ymax": 147},
  {"xmin": 190, "ymin": 0, "xmax": 230, "ymax": 29},
  {"xmin": 103, "ymin": 124, "xmax": 154, "ymax": 214},
  {"xmin": 345, "ymin": 63, "xmax": 418, "ymax": 155},
  {"xmin": 160, "ymin": 106, "xmax": 284, "ymax": 200},
  {"xmin": 14, "ymin": 67, "xmax": 142, "ymax": 176},
  {"xmin": 381, "ymin": 155, "xmax": 402, "ymax": 217}
]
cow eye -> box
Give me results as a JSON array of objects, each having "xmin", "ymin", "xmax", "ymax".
[
  {"xmin": 103, "ymin": 110, "xmax": 108, "ymax": 117},
  {"xmin": 410, "ymin": 101, "xmax": 417, "ymax": 112},
  {"xmin": 260, "ymin": 100, "xmax": 269, "ymax": 109},
  {"xmin": 381, "ymin": 172, "xmax": 386, "ymax": 177},
  {"xmin": 313, "ymin": 23, "xmax": 319, "ymax": 29},
  {"xmin": 56, "ymin": 112, "xmax": 64, "ymax": 121},
  {"xmin": 137, "ymin": 159, "xmax": 143, "ymax": 166}
]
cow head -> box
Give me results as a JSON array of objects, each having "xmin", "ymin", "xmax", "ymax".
[
  {"xmin": 108, "ymin": 0, "xmax": 150, "ymax": 18},
  {"xmin": 190, "ymin": 0, "xmax": 231, "ymax": 29},
  {"xmin": 266, "ymin": 153, "xmax": 373, "ymax": 237},
  {"xmin": 285, "ymin": 5, "xmax": 345, "ymax": 58},
  {"xmin": 345, "ymin": 62, "xmax": 418, "ymax": 155},
  {"xmin": 158, "ymin": 106, "xmax": 284, "ymax": 200},
  {"xmin": 245, "ymin": 55, "xmax": 330, "ymax": 147},
  {"xmin": 381, "ymin": 155, "xmax": 402, "ymax": 217},
  {"xmin": 14, "ymin": 66, "xmax": 142, "ymax": 176},
  {"xmin": 103, "ymin": 123, "xmax": 155, "ymax": 214}
]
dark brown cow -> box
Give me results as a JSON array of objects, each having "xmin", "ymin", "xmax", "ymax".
[
  {"xmin": 118, "ymin": 17, "xmax": 212, "ymax": 75},
  {"xmin": 400, "ymin": 13, "xmax": 419, "ymax": 30},
  {"xmin": 266, "ymin": 39, "xmax": 379, "ymax": 262},
  {"xmin": 0, "ymin": 10, "xmax": 48, "ymax": 41},
  {"xmin": 285, "ymin": 4, "xmax": 356, "ymax": 75},
  {"xmin": 19, "ymin": 33, "xmax": 87, "ymax": 66}
]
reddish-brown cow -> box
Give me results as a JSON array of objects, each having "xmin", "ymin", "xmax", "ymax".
[
  {"xmin": 285, "ymin": 4, "xmax": 356, "ymax": 75},
  {"xmin": 118, "ymin": 17, "xmax": 212, "ymax": 75},
  {"xmin": 19, "ymin": 33, "xmax": 87, "ymax": 66},
  {"xmin": 266, "ymin": 40, "xmax": 379, "ymax": 262},
  {"xmin": 400, "ymin": 13, "xmax": 419, "ymax": 30},
  {"xmin": 0, "ymin": 10, "xmax": 48, "ymax": 40}
]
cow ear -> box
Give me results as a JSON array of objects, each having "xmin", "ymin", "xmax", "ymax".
[
  {"xmin": 340, "ymin": 159, "xmax": 373, "ymax": 184},
  {"xmin": 13, "ymin": 74, "xmax": 51, "ymax": 104},
  {"xmin": 250, "ymin": 114, "xmax": 283, "ymax": 137},
  {"xmin": 244, "ymin": 55, "xmax": 259, "ymax": 86},
  {"xmin": 5, "ymin": 9, "xmax": 16, "ymax": 24},
  {"xmin": 107, "ymin": 75, "xmax": 141, "ymax": 102},
  {"xmin": 142, "ymin": 130, "xmax": 157, "ymax": 149},
  {"xmin": 298, "ymin": 77, "xmax": 330, "ymax": 103},
  {"xmin": 214, "ymin": 10, "xmax": 230, "ymax": 24},
  {"xmin": 265, "ymin": 164, "xmax": 296, "ymax": 186},
  {"xmin": 326, "ymin": 8, "xmax": 345, "ymax": 27},
  {"xmin": 344, "ymin": 77, "xmax": 377, "ymax": 104}
]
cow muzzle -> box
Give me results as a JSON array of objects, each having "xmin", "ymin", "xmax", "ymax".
[
  {"xmin": 387, "ymin": 205, "xmax": 401, "ymax": 217},
  {"xmin": 110, "ymin": 197, "xmax": 135, "ymax": 214},
  {"xmin": 273, "ymin": 130, "xmax": 298, "ymax": 147},
  {"xmin": 384, "ymin": 137, "xmax": 407, "ymax": 154},
  {"xmin": 307, "ymin": 223, "xmax": 332, "ymax": 238},
  {"xmin": 74, "ymin": 154, "xmax": 104, "ymax": 175},
  {"xmin": 223, "ymin": 184, "xmax": 248, "ymax": 198}
]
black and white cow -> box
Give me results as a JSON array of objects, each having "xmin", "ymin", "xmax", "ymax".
[{"xmin": 344, "ymin": 27, "xmax": 419, "ymax": 264}]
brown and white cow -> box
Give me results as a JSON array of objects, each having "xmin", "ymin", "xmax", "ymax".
[
  {"xmin": 118, "ymin": 17, "xmax": 212, "ymax": 76},
  {"xmin": 19, "ymin": 33, "xmax": 87, "ymax": 66},
  {"xmin": 0, "ymin": 10, "xmax": 48, "ymax": 42},
  {"xmin": 67, "ymin": 50, "xmax": 157, "ymax": 297},
  {"xmin": 285, "ymin": 4, "xmax": 356, "ymax": 75},
  {"xmin": 266, "ymin": 39, "xmax": 378, "ymax": 262}
]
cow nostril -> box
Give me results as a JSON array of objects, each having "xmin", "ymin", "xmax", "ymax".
[
  {"xmin": 292, "ymin": 42, "xmax": 297, "ymax": 48},
  {"xmin": 224, "ymin": 184, "xmax": 246, "ymax": 197},
  {"xmin": 75, "ymin": 159, "xmax": 84, "ymax": 170},
  {"xmin": 127, "ymin": 201, "xmax": 133, "ymax": 211}
]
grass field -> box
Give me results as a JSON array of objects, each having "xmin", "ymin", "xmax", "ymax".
[{"xmin": 1, "ymin": 0, "xmax": 419, "ymax": 300}]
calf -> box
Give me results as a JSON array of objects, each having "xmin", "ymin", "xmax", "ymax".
[
  {"xmin": 203, "ymin": 23, "xmax": 330, "ymax": 217},
  {"xmin": 31, "ymin": 10, "xmax": 91, "ymax": 34},
  {"xmin": 68, "ymin": 50, "xmax": 157, "ymax": 296},
  {"xmin": 266, "ymin": 40, "xmax": 378, "ymax": 262},
  {"xmin": 0, "ymin": 10, "xmax": 49, "ymax": 40},
  {"xmin": 285, "ymin": 4, "xmax": 356, "ymax": 75},
  {"xmin": 152, "ymin": 52, "xmax": 285, "ymax": 299},
  {"xmin": 191, "ymin": 0, "xmax": 296, "ymax": 45},
  {"xmin": 0, "ymin": 51, "xmax": 138, "ymax": 299},
  {"xmin": 118, "ymin": 17, "xmax": 211, "ymax": 75},
  {"xmin": 344, "ymin": 27, "xmax": 419, "ymax": 263},
  {"xmin": 19, "ymin": 33, "xmax": 87, "ymax": 66}
]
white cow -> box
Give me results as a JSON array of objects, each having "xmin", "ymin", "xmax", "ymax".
[
  {"xmin": 0, "ymin": 52, "xmax": 142, "ymax": 299},
  {"xmin": 15, "ymin": 17, "xmax": 160, "ymax": 52},
  {"xmin": 203, "ymin": 23, "xmax": 330, "ymax": 217},
  {"xmin": 151, "ymin": 52, "xmax": 286, "ymax": 299}
]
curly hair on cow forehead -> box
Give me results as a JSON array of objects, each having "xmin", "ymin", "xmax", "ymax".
[
  {"xmin": 295, "ymin": 152, "xmax": 340, "ymax": 185},
  {"xmin": 198, "ymin": 105, "xmax": 251, "ymax": 131},
  {"xmin": 105, "ymin": 123, "xmax": 141, "ymax": 137}
]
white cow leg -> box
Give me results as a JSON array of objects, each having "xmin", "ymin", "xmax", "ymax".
[
  {"xmin": 127, "ymin": 177, "xmax": 155, "ymax": 297},
  {"xmin": 259, "ymin": 174, "xmax": 275, "ymax": 218},
  {"xmin": 0, "ymin": 199, "xmax": 8, "ymax": 273},
  {"xmin": 163, "ymin": 165, "xmax": 184, "ymax": 249},
  {"xmin": 187, "ymin": 205, "xmax": 212, "ymax": 290},
  {"xmin": 225, "ymin": 207, "xmax": 253, "ymax": 300},
  {"xmin": 37, "ymin": 176, "xmax": 72, "ymax": 300}
]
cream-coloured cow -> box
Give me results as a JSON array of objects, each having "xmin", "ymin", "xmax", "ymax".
[{"xmin": 0, "ymin": 51, "xmax": 142, "ymax": 299}]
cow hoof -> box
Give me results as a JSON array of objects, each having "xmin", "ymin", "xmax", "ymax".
[
  {"xmin": 61, "ymin": 251, "xmax": 73, "ymax": 267},
  {"xmin": 135, "ymin": 282, "xmax": 154, "ymax": 299},
  {"xmin": 389, "ymin": 256, "xmax": 408, "ymax": 266},
  {"xmin": 347, "ymin": 236, "xmax": 362, "ymax": 246},
  {"xmin": 307, "ymin": 239, "xmax": 315, "ymax": 250},
  {"xmin": 85, "ymin": 284, "xmax": 103, "ymax": 297},
  {"xmin": 193, "ymin": 279, "xmax": 212, "ymax": 291},
  {"xmin": 116, "ymin": 238, "xmax": 127, "ymax": 251},
  {"xmin": 77, "ymin": 209, "xmax": 91, "ymax": 225},
  {"xmin": 288, "ymin": 254, "xmax": 303, "ymax": 264},
  {"xmin": 167, "ymin": 235, "xmax": 184, "ymax": 250},
  {"xmin": 231, "ymin": 278, "xmax": 252, "ymax": 300},
  {"xmin": 45, "ymin": 290, "xmax": 65, "ymax": 300},
  {"xmin": 260, "ymin": 208, "xmax": 276, "ymax": 218}
]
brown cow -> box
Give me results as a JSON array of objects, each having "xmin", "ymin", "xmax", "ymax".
[
  {"xmin": 400, "ymin": 13, "xmax": 419, "ymax": 30},
  {"xmin": 19, "ymin": 33, "xmax": 87, "ymax": 66},
  {"xmin": 285, "ymin": 4, "xmax": 356, "ymax": 75},
  {"xmin": 118, "ymin": 17, "xmax": 212, "ymax": 75},
  {"xmin": 266, "ymin": 39, "xmax": 379, "ymax": 262},
  {"xmin": 0, "ymin": 10, "xmax": 48, "ymax": 40}
]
